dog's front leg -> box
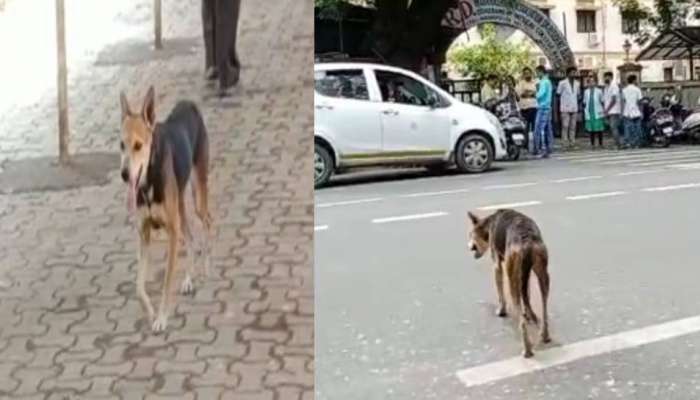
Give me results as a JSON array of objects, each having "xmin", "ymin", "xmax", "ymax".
[
  {"xmin": 494, "ymin": 263, "xmax": 507, "ymax": 317},
  {"xmin": 138, "ymin": 221, "xmax": 155, "ymax": 323},
  {"xmin": 152, "ymin": 220, "xmax": 180, "ymax": 333}
]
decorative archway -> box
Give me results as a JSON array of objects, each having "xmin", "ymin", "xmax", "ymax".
[{"xmin": 442, "ymin": 0, "xmax": 575, "ymax": 74}]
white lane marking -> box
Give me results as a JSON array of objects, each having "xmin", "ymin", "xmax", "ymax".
[
  {"xmin": 372, "ymin": 212, "xmax": 448, "ymax": 224},
  {"xmin": 401, "ymin": 188, "xmax": 470, "ymax": 198},
  {"xmin": 316, "ymin": 198, "xmax": 383, "ymax": 208},
  {"xmin": 641, "ymin": 182, "xmax": 700, "ymax": 192},
  {"xmin": 477, "ymin": 201, "xmax": 541, "ymax": 211},
  {"xmin": 629, "ymin": 156, "xmax": 700, "ymax": 167},
  {"xmin": 456, "ymin": 315, "xmax": 700, "ymax": 389},
  {"xmin": 551, "ymin": 175, "xmax": 603, "ymax": 184},
  {"xmin": 557, "ymin": 148, "xmax": 695, "ymax": 161},
  {"xmin": 314, "ymin": 225, "xmax": 328, "ymax": 231},
  {"xmin": 616, "ymin": 169, "xmax": 664, "ymax": 176},
  {"xmin": 592, "ymin": 151, "xmax": 700, "ymax": 165},
  {"xmin": 565, "ymin": 191, "xmax": 626, "ymax": 201},
  {"xmin": 668, "ymin": 162, "xmax": 700, "ymax": 169},
  {"xmin": 483, "ymin": 182, "xmax": 538, "ymax": 190}
]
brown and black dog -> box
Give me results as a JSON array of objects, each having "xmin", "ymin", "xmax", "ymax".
[
  {"xmin": 467, "ymin": 209, "xmax": 551, "ymax": 358},
  {"xmin": 120, "ymin": 86, "xmax": 212, "ymax": 333}
]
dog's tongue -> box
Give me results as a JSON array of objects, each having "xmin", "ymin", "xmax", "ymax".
[{"xmin": 127, "ymin": 182, "xmax": 136, "ymax": 213}]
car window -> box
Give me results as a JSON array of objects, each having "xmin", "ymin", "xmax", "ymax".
[
  {"xmin": 375, "ymin": 70, "xmax": 446, "ymax": 107},
  {"xmin": 314, "ymin": 69, "xmax": 369, "ymax": 101}
]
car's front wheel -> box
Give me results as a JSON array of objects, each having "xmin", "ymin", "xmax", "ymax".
[
  {"xmin": 455, "ymin": 134, "xmax": 494, "ymax": 173},
  {"xmin": 314, "ymin": 143, "xmax": 334, "ymax": 188}
]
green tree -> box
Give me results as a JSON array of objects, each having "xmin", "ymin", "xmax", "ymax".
[
  {"xmin": 447, "ymin": 24, "xmax": 534, "ymax": 79},
  {"xmin": 614, "ymin": 0, "xmax": 699, "ymax": 45}
]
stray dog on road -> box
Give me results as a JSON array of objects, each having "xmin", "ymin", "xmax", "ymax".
[
  {"xmin": 120, "ymin": 86, "xmax": 212, "ymax": 333},
  {"xmin": 467, "ymin": 209, "xmax": 551, "ymax": 358}
]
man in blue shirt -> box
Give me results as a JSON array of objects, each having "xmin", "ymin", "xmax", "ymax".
[{"xmin": 534, "ymin": 65, "xmax": 554, "ymax": 157}]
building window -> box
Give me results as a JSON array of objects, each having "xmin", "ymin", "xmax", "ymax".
[
  {"xmin": 577, "ymin": 10, "xmax": 597, "ymax": 33},
  {"xmin": 663, "ymin": 67, "xmax": 674, "ymax": 82},
  {"xmin": 621, "ymin": 14, "xmax": 640, "ymax": 34}
]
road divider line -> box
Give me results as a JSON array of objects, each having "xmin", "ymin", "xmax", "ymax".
[
  {"xmin": 401, "ymin": 188, "xmax": 470, "ymax": 198},
  {"xmin": 558, "ymin": 148, "xmax": 696, "ymax": 161},
  {"xmin": 629, "ymin": 157, "xmax": 700, "ymax": 167},
  {"xmin": 314, "ymin": 225, "xmax": 328, "ymax": 231},
  {"xmin": 456, "ymin": 314, "xmax": 700, "ymax": 389},
  {"xmin": 316, "ymin": 198, "xmax": 383, "ymax": 208},
  {"xmin": 372, "ymin": 212, "xmax": 448, "ymax": 224},
  {"xmin": 477, "ymin": 201, "xmax": 541, "ymax": 211},
  {"xmin": 551, "ymin": 176, "xmax": 603, "ymax": 184},
  {"xmin": 668, "ymin": 162, "xmax": 700, "ymax": 169},
  {"xmin": 641, "ymin": 183, "xmax": 700, "ymax": 192},
  {"xmin": 483, "ymin": 182, "xmax": 538, "ymax": 190},
  {"xmin": 616, "ymin": 169, "xmax": 663, "ymax": 176},
  {"xmin": 566, "ymin": 191, "xmax": 626, "ymax": 201}
]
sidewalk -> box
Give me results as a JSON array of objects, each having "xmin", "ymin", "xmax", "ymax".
[{"xmin": 0, "ymin": 0, "xmax": 313, "ymax": 399}]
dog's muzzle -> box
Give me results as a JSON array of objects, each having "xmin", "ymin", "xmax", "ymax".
[{"xmin": 468, "ymin": 239, "xmax": 483, "ymax": 259}]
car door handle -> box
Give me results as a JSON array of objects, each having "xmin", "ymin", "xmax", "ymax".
[
  {"xmin": 315, "ymin": 104, "xmax": 334, "ymax": 110},
  {"xmin": 382, "ymin": 109, "xmax": 398, "ymax": 115}
]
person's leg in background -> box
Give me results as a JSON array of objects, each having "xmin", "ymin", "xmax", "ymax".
[
  {"xmin": 544, "ymin": 109, "xmax": 554, "ymax": 156},
  {"xmin": 214, "ymin": 0, "xmax": 242, "ymax": 94},
  {"xmin": 608, "ymin": 114, "xmax": 622, "ymax": 149},
  {"xmin": 227, "ymin": 0, "xmax": 241, "ymax": 80},
  {"xmin": 560, "ymin": 112, "xmax": 571, "ymax": 147},
  {"xmin": 533, "ymin": 108, "xmax": 543, "ymax": 156},
  {"xmin": 523, "ymin": 108, "xmax": 536, "ymax": 153},
  {"xmin": 202, "ymin": 0, "xmax": 217, "ymax": 80},
  {"xmin": 568, "ymin": 112, "xmax": 578, "ymax": 146},
  {"xmin": 634, "ymin": 117, "xmax": 643, "ymax": 148}
]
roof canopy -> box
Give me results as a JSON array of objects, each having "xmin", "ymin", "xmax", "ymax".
[{"xmin": 637, "ymin": 27, "xmax": 700, "ymax": 61}]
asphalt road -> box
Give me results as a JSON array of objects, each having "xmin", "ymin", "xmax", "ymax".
[{"xmin": 315, "ymin": 146, "xmax": 700, "ymax": 400}]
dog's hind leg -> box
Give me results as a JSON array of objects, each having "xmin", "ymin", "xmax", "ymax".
[
  {"xmin": 179, "ymin": 194, "xmax": 196, "ymax": 295},
  {"xmin": 494, "ymin": 262, "xmax": 507, "ymax": 317},
  {"xmin": 192, "ymin": 164, "xmax": 212, "ymax": 279},
  {"xmin": 533, "ymin": 247, "xmax": 551, "ymax": 344},
  {"xmin": 506, "ymin": 248, "xmax": 533, "ymax": 358},
  {"xmin": 138, "ymin": 220, "xmax": 155, "ymax": 324}
]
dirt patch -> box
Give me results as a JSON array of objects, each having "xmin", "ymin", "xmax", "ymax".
[{"xmin": 0, "ymin": 152, "xmax": 119, "ymax": 194}]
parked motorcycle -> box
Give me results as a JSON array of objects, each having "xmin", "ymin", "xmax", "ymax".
[
  {"xmin": 483, "ymin": 98, "xmax": 527, "ymax": 161},
  {"xmin": 642, "ymin": 96, "xmax": 672, "ymax": 148},
  {"xmin": 681, "ymin": 109, "xmax": 700, "ymax": 143}
]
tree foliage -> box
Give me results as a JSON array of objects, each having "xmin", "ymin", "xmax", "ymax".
[
  {"xmin": 614, "ymin": 0, "xmax": 700, "ymax": 45},
  {"xmin": 447, "ymin": 24, "xmax": 534, "ymax": 79}
]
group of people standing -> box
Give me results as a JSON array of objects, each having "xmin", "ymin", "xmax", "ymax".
[{"xmin": 480, "ymin": 65, "xmax": 647, "ymax": 157}]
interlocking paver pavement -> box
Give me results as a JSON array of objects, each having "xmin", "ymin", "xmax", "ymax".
[{"xmin": 0, "ymin": 0, "xmax": 313, "ymax": 398}]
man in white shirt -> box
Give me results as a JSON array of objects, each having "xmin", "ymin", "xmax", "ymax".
[
  {"xmin": 557, "ymin": 67, "xmax": 581, "ymax": 147},
  {"xmin": 602, "ymin": 71, "xmax": 623, "ymax": 149},
  {"xmin": 621, "ymin": 74, "xmax": 643, "ymax": 148}
]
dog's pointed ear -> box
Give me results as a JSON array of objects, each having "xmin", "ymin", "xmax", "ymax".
[
  {"xmin": 142, "ymin": 86, "xmax": 156, "ymax": 129},
  {"xmin": 467, "ymin": 211, "xmax": 480, "ymax": 226},
  {"xmin": 120, "ymin": 91, "xmax": 131, "ymax": 121}
]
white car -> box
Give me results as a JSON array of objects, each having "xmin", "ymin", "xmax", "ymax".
[{"xmin": 314, "ymin": 62, "xmax": 507, "ymax": 187}]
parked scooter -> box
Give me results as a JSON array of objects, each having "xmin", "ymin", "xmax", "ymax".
[
  {"xmin": 681, "ymin": 97, "xmax": 700, "ymax": 143},
  {"xmin": 483, "ymin": 98, "xmax": 527, "ymax": 160},
  {"xmin": 642, "ymin": 96, "xmax": 673, "ymax": 148}
]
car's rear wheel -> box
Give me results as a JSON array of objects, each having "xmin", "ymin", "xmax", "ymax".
[
  {"xmin": 455, "ymin": 134, "xmax": 493, "ymax": 173},
  {"xmin": 314, "ymin": 143, "xmax": 334, "ymax": 188}
]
